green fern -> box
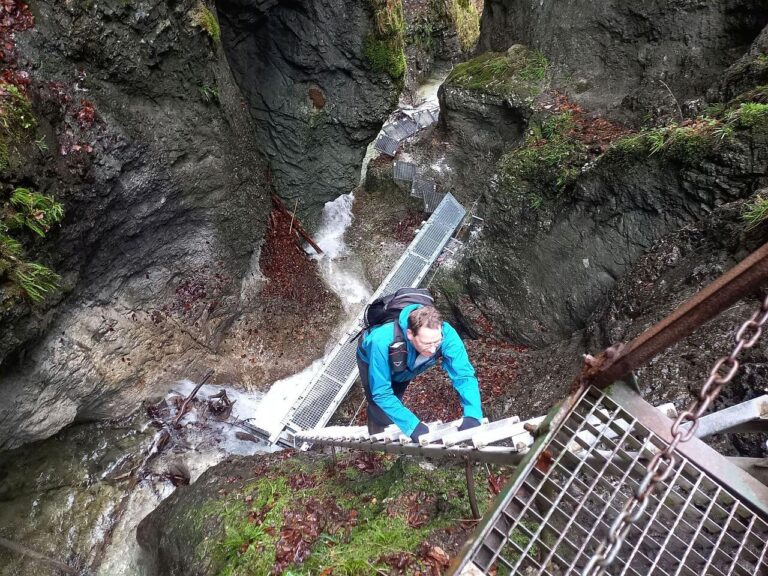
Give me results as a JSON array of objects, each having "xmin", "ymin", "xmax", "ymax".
[
  {"xmin": 11, "ymin": 261, "xmax": 60, "ymax": 303},
  {"xmin": 9, "ymin": 187, "xmax": 64, "ymax": 236},
  {"xmin": 743, "ymin": 196, "xmax": 768, "ymax": 230}
]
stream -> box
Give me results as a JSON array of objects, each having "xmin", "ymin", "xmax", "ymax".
[{"xmin": 0, "ymin": 63, "xmax": 451, "ymax": 576}]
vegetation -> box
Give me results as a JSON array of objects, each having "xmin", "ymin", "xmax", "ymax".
[
  {"xmin": 607, "ymin": 100, "xmax": 768, "ymax": 168},
  {"xmin": 498, "ymin": 110, "xmax": 586, "ymax": 208},
  {"xmin": 445, "ymin": 47, "xmax": 548, "ymax": 101},
  {"xmin": 445, "ymin": 0, "xmax": 480, "ymax": 52},
  {"xmin": 194, "ymin": 452, "xmax": 509, "ymax": 575},
  {"xmin": 199, "ymin": 84, "xmax": 220, "ymax": 104},
  {"xmin": 192, "ymin": 3, "xmax": 220, "ymax": 43},
  {"xmin": 1, "ymin": 187, "xmax": 64, "ymax": 304},
  {"xmin": 743, "ymin": 195, "xmax": 768, "ymax": 230},
  {"xmin": 0, "ymin": 83, "xmax": 36, "ymax": 172},
  {"xmin": 364, "ymin": 0, "xmax": 406, "ymax": 79},
  {"xmin": 730, "ymin": 102, "xmax": 768, "ymax": 132}
]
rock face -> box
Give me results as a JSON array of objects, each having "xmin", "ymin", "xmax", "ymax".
[
  {"xmin": 478, "ymin": 0, "xmax": 768, "ymax": 123},
  {"xmin": 507, "ymin": 200, "xmax": 768, "ymax": 456},
  {"xmin": 217, "ymin": 0, "xmax": 401, "ymax": 220},
  {"xmin": 438, "ymin": 46, "xmax": 545, "ymax": 151},
  {"xmin": 465, "ymin": 128, "xmax": 768, "ymax": 348},
  {"xmin": 0, "ymin": 0, "xmax": 342, "ymax": 450}
]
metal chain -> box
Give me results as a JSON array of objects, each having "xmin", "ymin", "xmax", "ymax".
[{"xmin": 582, "ymin": 294, "xmax": 768, "ymax": 576}]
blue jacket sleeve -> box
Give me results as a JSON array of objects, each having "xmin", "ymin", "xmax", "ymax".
[
  {"xmin": 440, "ymin": 323, "xmax": 483, "ymax": 420},
  {"xmin": 367, "ymin": 336, "xmax": 421, "ymax": 436}
]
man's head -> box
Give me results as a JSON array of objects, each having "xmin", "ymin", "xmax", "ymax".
[{"xmin": 406, "ymin": 306, "xmax": 443, "ymax": 356}]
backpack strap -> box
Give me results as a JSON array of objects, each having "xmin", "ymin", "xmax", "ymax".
[{"xmin": 388, "ymin": 322, "xmax": 408, "ymax": 373}]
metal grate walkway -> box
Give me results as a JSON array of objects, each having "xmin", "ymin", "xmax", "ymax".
[
  {"xmin": 453, "ymin": 384, "xmax": 768, "ymax": 576},
  {"xmin": 254, "ymin": 193, "xmax": 466, "ymax": 444}
]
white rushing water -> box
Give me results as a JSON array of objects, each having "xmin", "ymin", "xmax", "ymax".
[{"xmin": 313, "ymin": 192, "xmax": 372, "ymax": 312}]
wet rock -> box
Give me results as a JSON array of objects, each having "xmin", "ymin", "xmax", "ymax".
[
  {"xmin": 478, "ymin": 0, "xmax": 768, "ymax": 123},
  {"xmin": 709, "ymin": 23, "xmax": 768, "ymax": 103},
  {"xmin": 0, "ymin": 0, "xmax": 271, "ymax": 449},
  {"xmin": 217, "ymin": 0, "xmax": 402, "ymax": 220},
  {"xmin": 465, "ymin": 129, "xmax": 768, "ymax": 348},
  {"xmin": 438, "ymin": 46, "xmax": 544, "ymax": 152}
]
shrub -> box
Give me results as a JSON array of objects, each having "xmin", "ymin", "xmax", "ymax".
[
  {"xmin": 743, "ymin": 195, "xmax": 768, "ymax": 230},
  {"xmin": 731, "ymin": 102, "xmax": 768, "ymax": 133},
  {"xmin": 1, "ymin": 188, "xmax": 65, "ymax": 304},
  {"xmin": 8, "ymin": 188, "xmax": 64, "ymax": 237},
  {"xmin": 10, "ymin": 262, "xmax": 61, "ymax": 303}
]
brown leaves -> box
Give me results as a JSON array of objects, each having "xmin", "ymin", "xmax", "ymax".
[
  {"xmin": 272, "ymin": 497, "xmax": 357, "ymax": 575},
  {"xmin": 288, "ymin": 472, "xmax": 317, "ymax": 490},
  {"xmin": 352, "ymin": 452, "xmax": 386, "ymax": 474},
  {"xmin": 386, "ymin": 492, "xmax": 437, "ymax": 529},
  {"xmin": 379, "ymin": 551, "xmax": 414, "ymax": 572},
  {"xmin": 260, "ymin": 207, "xmax": 333, "ymax": 306},
  {"xmin": 487, "ymin": 470, "xmax": 506, "ymax": 496},
  {"xmin": 548, "ymin": 91, "xmax": 632, "ymax": 153},
  {"xmin": 418, "ymin": 543, "xmax": 451, "ymax": 576}
]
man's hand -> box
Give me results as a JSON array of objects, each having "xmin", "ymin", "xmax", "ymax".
[
  {"xmin": 458, "ymin": 417, "xmax": 481, "ymax": 431},
  {"xmin": 410, "ymin": 422, "xmax": 429, "ymax": 443}
]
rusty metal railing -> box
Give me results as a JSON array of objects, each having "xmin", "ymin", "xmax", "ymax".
[{"xmin": 452, "ymin": 241, "xmax": 768, "ymax": 576}]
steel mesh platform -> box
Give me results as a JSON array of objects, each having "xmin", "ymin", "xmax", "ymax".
[
  {"xmin": 374, "ymin": 133, "xmax": 399, "ymax": 156},
  {"xmin": 394, "ymin": 161, "xmax": 419, "ymax": 182},
  {"xmin": 411, "ymin": 178, "xmax": 435, "ymax": 199},
  {"xmin": 383, "ymin": 116, "xmax": 419, "ymax": 141},
  {"xmin": 457, "ymin": 384, "xmax": 768, "ymax": 576}
]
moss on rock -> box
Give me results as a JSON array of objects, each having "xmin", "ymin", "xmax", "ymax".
[
  {"xmin": 365, "ymin": 0, "xmax": 406, "ymax": 79},
  {"xmin": 497, "ymin": 110, "xmax": 587, "ymax": 209},
  {"xmin": 445, "ymin": 46, "xmax": 548, "ymax": 101},
  {"xmin": 0, "ymin": 83, "xmax": 36, "ymax": 172}
]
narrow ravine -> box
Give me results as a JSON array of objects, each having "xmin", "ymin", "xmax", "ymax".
[{"xmin": 0, "ymin": 141, "xmax": 376, "ymax": 576}]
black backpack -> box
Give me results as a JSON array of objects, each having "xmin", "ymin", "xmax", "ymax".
[{"xmin": 355, "ymin": 288, "xmax": 437, "ymax": 373}]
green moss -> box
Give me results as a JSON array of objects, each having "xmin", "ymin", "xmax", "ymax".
[
  {"xmin": 447, "ymin": 0, "xmax": 480, "ymax": 52},
  {"xmin": 732, "ymin": 102, "xmax": 768, "ymax": 133},
  {"xmin": 364, "ymin": 35, "xmax": 406, "ymax": 78},
  {"xmin": 365, "ymin": 0, "xmax": 406, "ymax": 79},
  {"xmin": 497, "ymin": 110, "xmax": 586, "ymax": 208},
  {"xmin": 192, "ymin": 3, "xmax": 220, "ymax": 43},
  {"xmin": 445, "ymin": 47, "xmax": 548, "ymax": 101}
]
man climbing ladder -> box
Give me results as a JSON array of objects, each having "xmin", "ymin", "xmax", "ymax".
[{"xmin": 356, "ymin": 288, "xmax": 484, "ymax": 442}]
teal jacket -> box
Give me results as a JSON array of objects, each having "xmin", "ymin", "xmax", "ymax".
[{"xmin": 356, "ymin": 304, "xmax": 483, "ymax": 436}]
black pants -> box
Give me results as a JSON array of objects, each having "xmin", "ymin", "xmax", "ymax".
[{"xmin": 357, "ymin": 355, "xmax": 410, "ymax": 434}]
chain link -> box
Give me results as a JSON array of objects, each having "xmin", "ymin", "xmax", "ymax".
[{"xmin": 583, "ymin": 294, "xmax": 768, "ymax": 576}]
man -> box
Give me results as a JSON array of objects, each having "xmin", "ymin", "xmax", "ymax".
[{"xmin": 356, "ymin": 303, "xmax": 483, "ymax": 442}]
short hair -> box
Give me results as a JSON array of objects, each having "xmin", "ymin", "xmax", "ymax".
[{"xmin": 408, "ymin": 306, "xmax": 442, "ymax": 334}]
